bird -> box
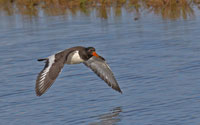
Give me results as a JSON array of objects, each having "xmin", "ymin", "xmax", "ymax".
[{"xmin": 35, "ymin": 46, "xmax": 122, "ymax": 96}]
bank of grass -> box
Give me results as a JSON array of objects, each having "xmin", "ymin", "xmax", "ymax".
[{"xmin": 0, "ymin": 0, "xmax": 199, "ymax": 19}]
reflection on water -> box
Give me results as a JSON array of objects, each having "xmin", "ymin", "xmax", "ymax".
[
  {"xmin": 89, "ymin": 107, "xmax": 122, "ymax": 125},
  {"xmin": 146, "ymin": 0, "xmax": 195, "ymax": 20},
  {"xmin": 0, "ymin": 0, "xmax": 199, "ymax": 20}
]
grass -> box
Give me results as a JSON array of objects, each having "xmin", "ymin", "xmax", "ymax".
[{"xmin": 0, "ymin": 0, "xmax": 199, "ymax": 20}]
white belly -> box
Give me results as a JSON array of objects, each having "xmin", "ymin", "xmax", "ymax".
[{"xmin": 66, "ymin": 51, "xmax": 84, "ymax": 64}]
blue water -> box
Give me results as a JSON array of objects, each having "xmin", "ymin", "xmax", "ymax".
[{"xmin": 1, "ymin": 8, "xmax": 200, "ymax": 125}]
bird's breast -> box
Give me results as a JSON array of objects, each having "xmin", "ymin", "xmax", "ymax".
[{"xmin": 66, "ymin": 51, "xmax": 84, "ymax": 64}]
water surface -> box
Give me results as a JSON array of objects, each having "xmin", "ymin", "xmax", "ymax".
[{"xmin": 0, "ymin": 6, "xmax": 200, "ymax": 125}]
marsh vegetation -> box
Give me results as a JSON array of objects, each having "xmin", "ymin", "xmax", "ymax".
[{"xmin": 0, "ymin": 0, "xmax": 200, "ymax": 20}]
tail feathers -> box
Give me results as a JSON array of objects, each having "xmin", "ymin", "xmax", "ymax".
[{"xmin": 37, "ymin": 58, "xmax": 48, "ymax": 61}]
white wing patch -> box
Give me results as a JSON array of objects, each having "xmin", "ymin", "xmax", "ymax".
[{"xmin": 38, "ymin": 54, "xmax": 55, "ymax": 89}]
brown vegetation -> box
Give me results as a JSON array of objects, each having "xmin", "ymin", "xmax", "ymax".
[{"xmin": 0, "ymin": 0, "xmax": 199, "ymax": 20}]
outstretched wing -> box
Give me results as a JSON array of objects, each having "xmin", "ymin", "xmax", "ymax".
[
  {"xmin": 84, "ymin": 56, "xmax": 122, "ymax": 93},
  {"xmin": 36, "ymin": 54, "xmax": 64, "ymax": 96}
]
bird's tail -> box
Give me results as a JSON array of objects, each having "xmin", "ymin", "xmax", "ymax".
[{"xmin": 37, "ymin": 58, "xmax": 48, "ymax": 61}]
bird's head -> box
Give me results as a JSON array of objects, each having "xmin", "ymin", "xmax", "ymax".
[
  {"xmin": 86, "ymin": 47, "xmax": 99, "ymax": 57},
  {"xmin": 86, "ymin": 47, "xmax": 105, "ymax": 60}
]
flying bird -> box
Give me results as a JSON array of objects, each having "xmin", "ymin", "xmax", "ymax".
[{"xmin": 36, "ymin": 46, "xmax": 122, "ymax": 96}]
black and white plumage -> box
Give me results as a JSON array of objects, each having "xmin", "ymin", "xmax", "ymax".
[{"xmin": 36, "ymin": 46, "xmax": 122, "ymax": 96}]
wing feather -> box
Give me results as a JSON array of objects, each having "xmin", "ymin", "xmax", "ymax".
[
  {"xmin": 36, "ymin": 54, "xmax": 64, "ymax": 96},
  {"xmin": 84, "ymin": 56, "xmax": 122, "ymax": 93}
]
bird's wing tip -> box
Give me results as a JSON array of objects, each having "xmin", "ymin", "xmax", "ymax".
[
  {"xmin": 35, "ymin": 90, "xmax": 43, "ymax": 96},
  {"xmin": 117, "ymin": 89, "xmax": 123, "ymax": 94}
]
